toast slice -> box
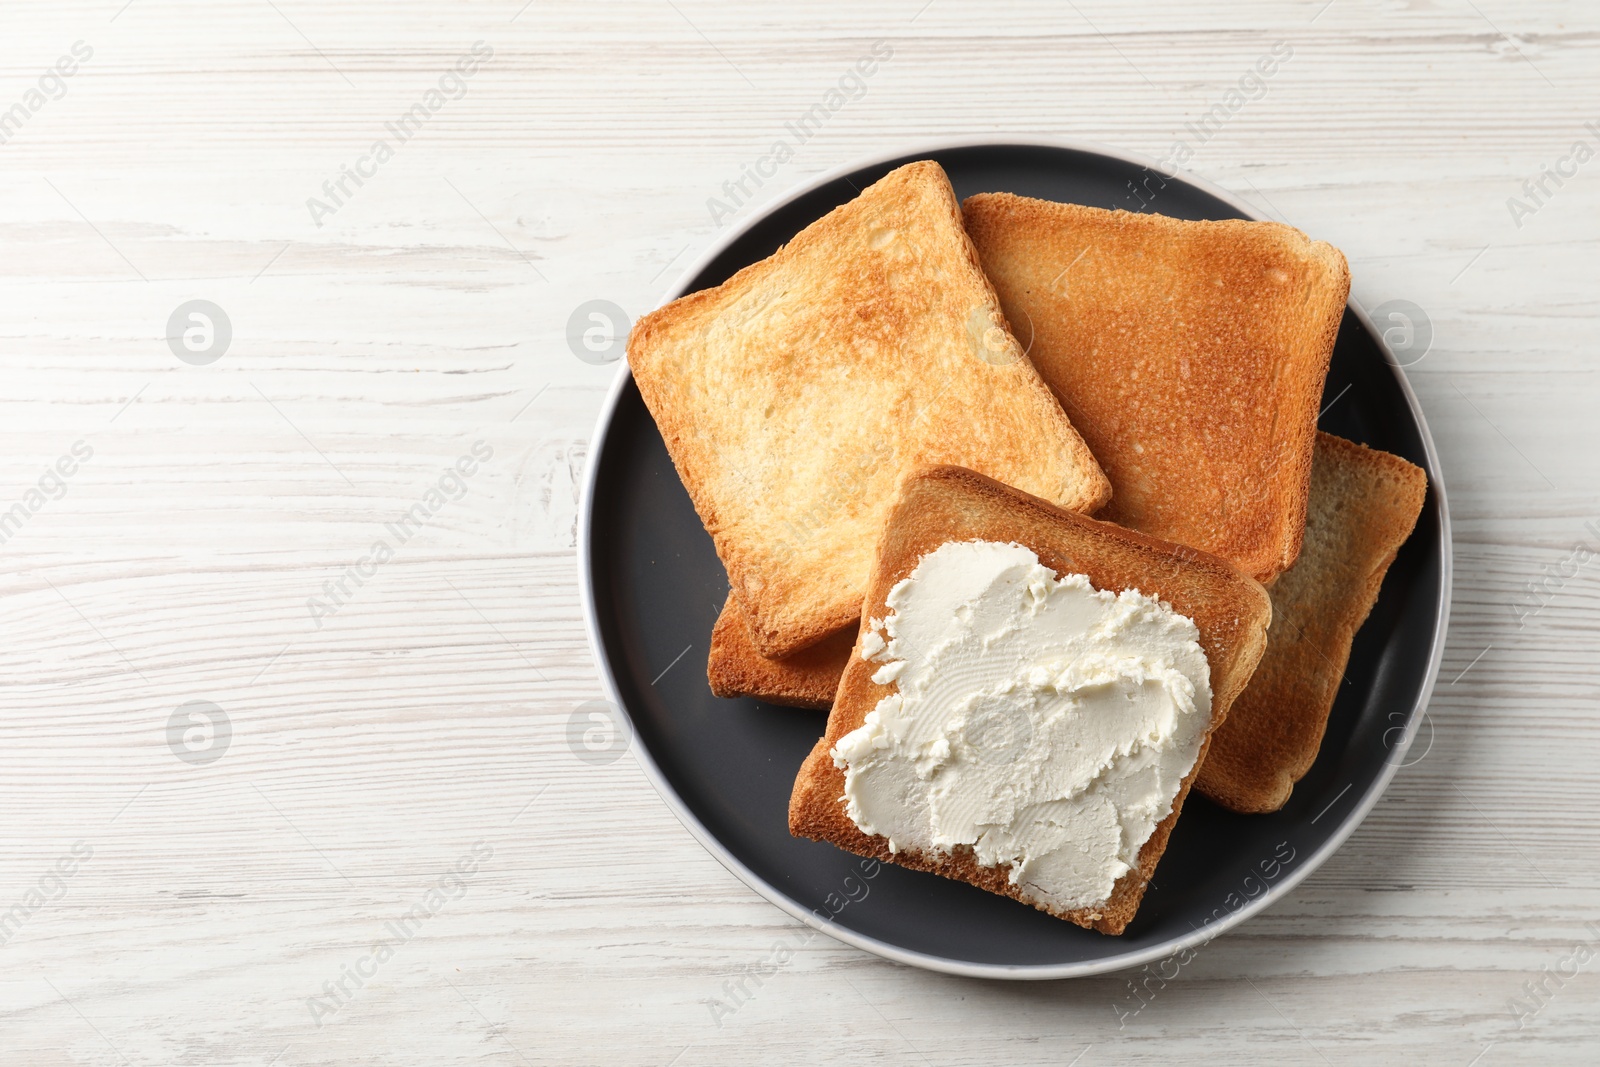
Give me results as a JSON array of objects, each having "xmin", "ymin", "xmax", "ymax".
[
  {"xmin": 629, "ymin": 162, "xmax": 1110, "ymax": 658},
  {"xmin": 962, "ymin": 192, "xmax": 1349, "ymax": 584},
  {"xmin": 707, "ymin": 594, "xmax": 851, "ymax": 710},
  {"xmin": 1196, "ymin": 433, "xmax": 1427, "ymax": 814},
  {"xmin": 790, "ymin": 466, "xmax": 1271, "ymax": 934}
]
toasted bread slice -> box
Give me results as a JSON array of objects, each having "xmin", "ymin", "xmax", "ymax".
[
  {"xmin": 708, "ymin": 594, "xmax": 851, "ymax": 710},
  {"xmin": 962, "ymin": 193, "xmax": 1349, "ymax": 584},
  {"xmin": 629, "ymin": 162, "xmax": 1110, "ymax": 658},
  {"xmin": 1196, "ymin": 433, "xmax": 1427, "ymax": 814},
  {"xmin": 790, "ymin": 466, "xmax": 1271, "ymax": 934}
]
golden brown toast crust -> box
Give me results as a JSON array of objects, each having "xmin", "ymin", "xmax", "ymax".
[
  {"xmin": 962, "ymin": 192, "xmax": 1349, "ymax": 584},
  {"xmin": 788, "ymin": 465, "xmax": 1272, "ymax": 934},
  {"xmin": 707, "ymin": 595, "xmax": 851, "ymax": 710},
  {"xmin": 1196, "ymin": 433, "xmax": 1427, "ymax": 814},
  {"xmin": 628, "ymin": 163, "xmax": 1109, "ymax": 659}
]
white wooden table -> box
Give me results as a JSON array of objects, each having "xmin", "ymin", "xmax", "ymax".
[{"xmin": 2, "ymin": 1, "xmax": 1597, "ymax": 1063}]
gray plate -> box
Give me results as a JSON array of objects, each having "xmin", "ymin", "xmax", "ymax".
[{"xmin": 578, "ymin": 137, "xmax": 1451, "ymax": 979}]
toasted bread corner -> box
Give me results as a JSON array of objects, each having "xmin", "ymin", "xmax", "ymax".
[{"xmin": 708, "ymin": 595, "xmax": 852, "ymax": 710}]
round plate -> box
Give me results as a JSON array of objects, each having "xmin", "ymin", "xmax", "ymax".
[{"xmin": 578, "ymin": 137, "xmax": 1452, "ymax": 979}]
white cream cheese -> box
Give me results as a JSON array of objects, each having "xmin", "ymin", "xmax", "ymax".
[{"xmin": 830, "ymin": 540, "xmax": 1212, "ymax": 912}]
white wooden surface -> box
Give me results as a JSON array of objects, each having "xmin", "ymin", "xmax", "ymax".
[{"xmin": 2, "ymin": 0, "xmax": 1597, "ymax": 1062}]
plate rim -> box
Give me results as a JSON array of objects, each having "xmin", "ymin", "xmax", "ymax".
[{"xmin": 577, "ymin": 134, "xmax": 1454, "ymax": 980}]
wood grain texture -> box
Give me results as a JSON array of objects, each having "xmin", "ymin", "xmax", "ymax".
[{"xmin": 1, "ymin": 0, "xmax": 1597, "ymax": 1063}]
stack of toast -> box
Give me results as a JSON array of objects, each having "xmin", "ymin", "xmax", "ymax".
[{"xmin": 627, "ymin": 160, "xmax": 1427, "ymax": 934}]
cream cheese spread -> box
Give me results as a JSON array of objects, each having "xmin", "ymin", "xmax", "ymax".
[{"xmin": 830, "ymin": 540, "xmax": 1213, "ymax": 912}]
